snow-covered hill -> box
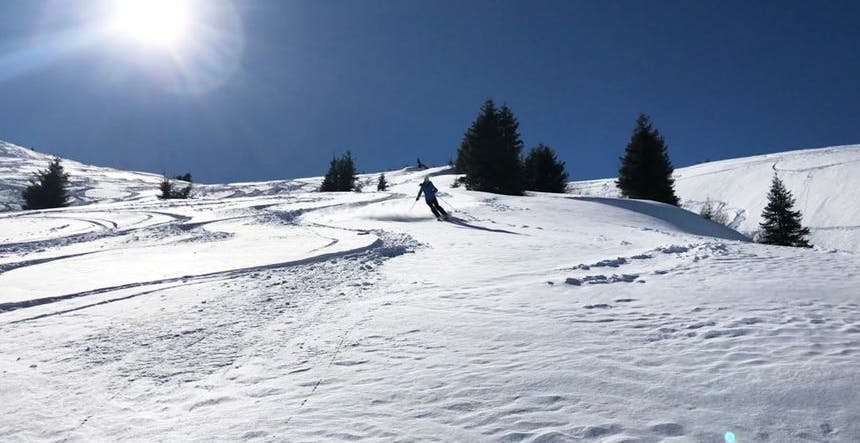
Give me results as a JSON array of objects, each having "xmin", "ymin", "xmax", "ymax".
[
  {"xmin": 0, "ymin": 140, "xmax": 336, "ymax": 211},
  {"xmin": 570, "ymin": 144, "xmax": 860, "ymax": 252},
  {"xmin": 1, "ymin": 144, "xmax": 858, "ymax": 442},
  {"xmin": 0, "ymin": 141, "xmax": 166, "ymax": 210}
]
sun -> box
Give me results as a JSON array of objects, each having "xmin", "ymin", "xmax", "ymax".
[{"xmin": 109, "ymin": 0, "xmax": 192, "ymax": 48}]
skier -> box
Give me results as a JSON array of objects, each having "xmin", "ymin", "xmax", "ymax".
[{"xmin": 416, "ymin": 176, "xmax": 448, "ymax": 220}]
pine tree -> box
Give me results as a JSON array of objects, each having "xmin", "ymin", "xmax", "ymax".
[
  {"xmin": 759, "ymin": 174, "xmax": 812, "ymax": 247},
  {"xmin": 158, "ymin": 173, "xmax": 192, "ymax": 199},
  {"xmin": 376, "ymin": 173, "xmax": 388, "ymax": 191},
  {"xmin": 524, "ymin": 144, "xmax": 569, "ymax": 193},
  {"xmin": 455, "ymin": 100, "xmax": 525, "ymax": 195},
  {"xmin": 319, "ymin": 157, "xmax": 339, "ymax": 192},
  {"xmin": 495, "ymin": 105, "xmax": 526, "ymax": 195},
  {"xmin": 616, "ymin": 114, "xmax": 679, "ymax": 206},
  {"xmin": 22, "ymin": 157, "xmax": 70, "ymax": 210},
  {"xmin": 158, "ymin": 176, "xmax": 174, "ymax": 199},
  {"xmin": 320, "ymin": 152, "xmax": 358, "ymax": 192},
  {"xmin": 337, "ymin": 151, "xmax": 357, "ymax": 191}
]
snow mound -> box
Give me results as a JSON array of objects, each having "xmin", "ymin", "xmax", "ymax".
[
  {"xmin": 574, "ymin": 196, "xmax": 750, "ymax": 242},
  {"xmin": 570, "ymin": 144, "xmax": 860, "ymax": 251}
]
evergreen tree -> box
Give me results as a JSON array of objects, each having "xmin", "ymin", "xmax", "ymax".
[
  {"xmin": 158, "ymin": 173, "xmax": 192, "ymax": 199},
  {"xmin": 376, "ymin": 173, "xmax": 388, "ymax": 191},
  {"xmin": 320, "ymin": 151, "xmax": 358, "ymax": 192},
  {"xmin": 159, "ymin": 176, "xmax": 174, "ymax": 199},
  {"xmin": 455, "ymin": 100, "xmax": 525, "ymax": 195},
  {"xmin": 22, "ymin": 157, "xmax": 70, "ymax": 210},
  {"xmin": 319, "ymin": 157, "xmax": 339, "ymax": 192},
  {"xmin": 338, "ymin": 151, "xmax": 357, "ymax": 191},
  {"xmin": 616, "ymin": 114, "xmax": 679, "ymax": 205},
  {"xmin": 759, "ymin": 174, "xmax": 812, "ymax": 247},
  {"xmin": 495, "ymin": 105, "xmax": 526, "ymax": 194},
  {"xmin": 524, "ymin": 144, "xmax": 569, "ymax": 193},
  {"xmin": 173, "ymin": 173, "xmax": 193, "ymax": 199}
]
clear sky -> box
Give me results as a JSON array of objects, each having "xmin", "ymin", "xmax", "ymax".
[{"xmin": 1, "ymin": 0, "xmax": 859, "ymax": 183}]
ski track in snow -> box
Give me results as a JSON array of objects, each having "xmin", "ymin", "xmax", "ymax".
[{"xmin": 1, "ymin": 150, "xmax": 859, "ymax": 442}]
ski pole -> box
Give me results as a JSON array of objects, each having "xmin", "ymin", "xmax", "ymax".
[
  {"xmin": 438, "ymin": 196, "xmax": 456, "ymax": 212},
  {"xmin": 409, "ymin": 199, "xmax": 417, "ymax": 211}
]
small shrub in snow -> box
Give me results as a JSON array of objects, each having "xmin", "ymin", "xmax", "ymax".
[{"xmin": 699, "ymin": 199, "xmax": 730, "ymax": 226}]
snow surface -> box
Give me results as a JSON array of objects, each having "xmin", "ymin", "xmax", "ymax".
[
  {"xmin": 1, "ymin": 142, "xmax": 859, "ymax": 442},
  {"xmin": 569, "ymin": 145, "xmax": 860, "ymax": 252}
]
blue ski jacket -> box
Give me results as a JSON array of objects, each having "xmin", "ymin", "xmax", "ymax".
[{"xmin": 416, "ymin": 181, "xmax": 438, "ymax": 201}]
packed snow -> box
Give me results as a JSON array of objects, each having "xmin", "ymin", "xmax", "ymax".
[
  {"xmin": 570, "ymin": 144, "xmax": 860, "ymax": 252},
  {"xmin": 1, "ymin": 142, "xmax": 859, "ymax": 442}
]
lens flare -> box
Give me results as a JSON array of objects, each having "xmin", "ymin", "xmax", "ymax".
[{"xmin": 110, "ymin": 0, "xmax": 192, "ymax": 48}]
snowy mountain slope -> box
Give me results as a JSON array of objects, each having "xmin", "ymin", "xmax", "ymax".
[
  {"xmin": 1, "ymin": 159, "xmax": 858, "ymax": 442},
  {"xmin": 0, "ymin": 141, "xmax": 168, "ymax": 210},
  {"xmin": 569, "ymin": 144, "xmax": 860, "ymax": 252},
  {"xmin": 0, "ymin": 139, "xmax": 420, "ymax": 210}
]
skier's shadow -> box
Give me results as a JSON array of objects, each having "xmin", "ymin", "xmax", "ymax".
[{"xmin": 445, "ymin": 217, "xmax": 523, "ymax": 235}]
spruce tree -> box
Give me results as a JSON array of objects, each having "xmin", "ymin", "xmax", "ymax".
[
  {"xmin": 337, "ymin": 151, "xmax": 357, "ymax": 191},
  {"xmin": 320, "ymin": 152, "xmax": 358, "ymax": 192},
  {"xmin": 158, "ymin": 176, "xmax": 174, "ymax": 199},
  {"xmin": 376, "ymin": 173, "xmax": 388, "ymax": 191},
  {"xmin": 22, "ymin": 157, "xmax": 70, "ymax": 210},
  {"xmin": 495, "ymin": 105, "xmax": 526, "ymax": 195},
  {"xmin": 759, "ymin": 174, "xmax": 812, "ymax": 247},
  {"xmin": 616, "ymin": 114, "xmax": 679, "ymax": 205},
  {"xmin": 455, "ymin": 100, "xmax": 525, "ymax": 195},
  {"xmin": 320, "ymin": 157, "xmax": 339, "ymax": 192},
  {"xmin": 524, "ymin": 144, "xmax": 569, "ymax": 193},
  {"xmin": 158, "ymin": 173, "xmax": 192, "ymax": 199}
]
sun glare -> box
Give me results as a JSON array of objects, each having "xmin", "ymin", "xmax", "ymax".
[{"xmin": 110, "ymin": 0, "xmax": 191, "ymax": 48}]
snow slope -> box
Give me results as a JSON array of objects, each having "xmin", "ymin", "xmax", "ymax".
[
  {"xmin": 2, "ymin": 152, "xmax": 858, "ymax": 442},
  {"xmin": 0, "ymin": 140, "xmax": 329, "ymax": 211},
  {"xmin": 0, "ymin": 141, "xmax": 167, "ymax": 210},
  {"xmin": 570, "ymin": 145, "xmax": 860, "ymax": 252}
]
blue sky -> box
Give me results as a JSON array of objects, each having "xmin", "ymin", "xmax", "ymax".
[{"xmin": 1, "ymin": 0, "xmax": 859, "ymax": 183}]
